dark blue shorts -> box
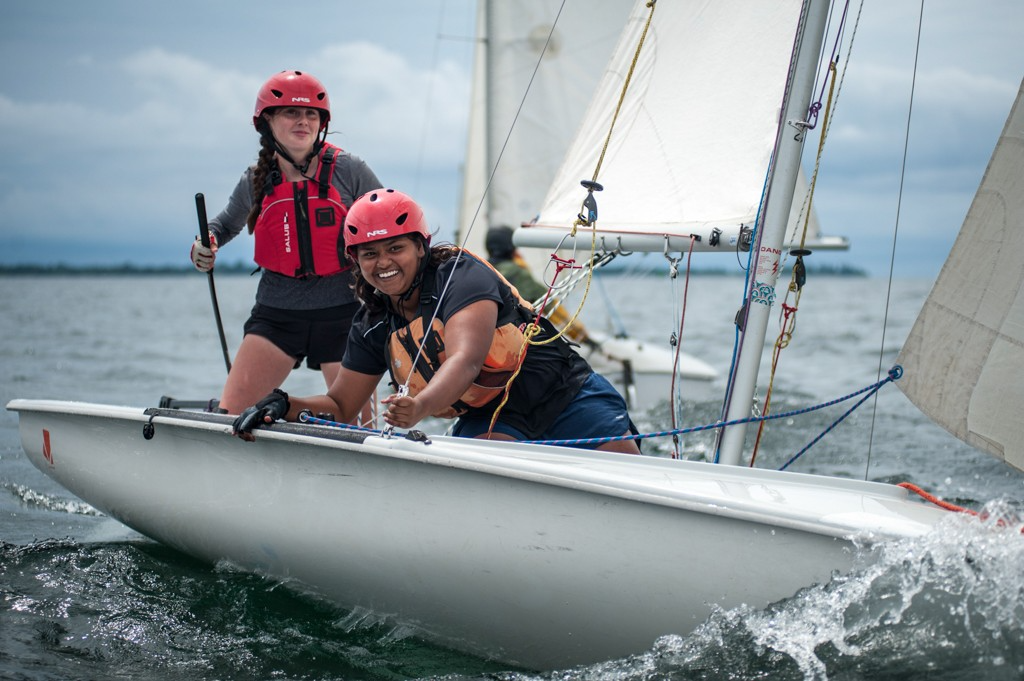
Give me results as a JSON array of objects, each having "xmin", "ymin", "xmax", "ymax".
[
  {"xmin": 453, "ymin": 372, "xmax": 637, "ymax": 450},
  {"xmin": 243, "ymin": 302, "xmax": 360, "ymax": 370}
]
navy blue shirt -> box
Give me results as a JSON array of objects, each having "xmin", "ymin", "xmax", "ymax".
[{"xmin": 344, "ymin": 253, "xmax": 591, "ymax": 437}]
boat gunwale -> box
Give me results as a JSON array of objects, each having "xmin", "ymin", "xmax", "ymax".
[{"xmin": 8, "ymin": 398, "xmax": 949, "ymax": 541}]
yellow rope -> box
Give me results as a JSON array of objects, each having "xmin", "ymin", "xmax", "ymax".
[
  {"xmin": 530, "ymin": 0, "xmax": 658, "ymax": 347},
  {"xmin": 585, "ymin": 0, "xmax": 657, "ymax": 191},
  {"xmin": 486, "ymin": 2, "xmax": 659, "ymax": 431}
]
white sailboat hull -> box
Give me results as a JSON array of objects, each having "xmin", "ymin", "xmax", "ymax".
[
  {"xmin": 8, "ymin": 398, "xmax": 950, "ymax": 669},
  {"xmin": 581, "ymin": 330, "xmax": 720, "ymax": 408}
]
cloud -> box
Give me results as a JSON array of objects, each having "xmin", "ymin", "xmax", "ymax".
[
  {"xmin": 1, "ymin": 0, "xmax": 1020, "ymax": 279},
  {"xmin": 302, "ymin": 42, "xmax": 470, "ymax": 169},
  {"xmin": 0, "ymin": 37, "xmax": 472, "ymax": 261},
  {"xmin": 121, "ymin": 48, "xmax": 257, "ymax": 151}
]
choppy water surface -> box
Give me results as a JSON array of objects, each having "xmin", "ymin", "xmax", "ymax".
[{"xmin": 2, "ymin": 273, "xmax": 1022, "ymax": 680}]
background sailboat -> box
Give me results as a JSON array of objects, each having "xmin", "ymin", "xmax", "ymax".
[{"xmin": 457, "ymin": 0, "xmax": 632, "ymax": 252}]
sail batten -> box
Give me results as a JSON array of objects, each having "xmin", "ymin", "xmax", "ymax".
[{"xmin": 897, "ymin": 79, "xmax": 1024, "ymax": 473}]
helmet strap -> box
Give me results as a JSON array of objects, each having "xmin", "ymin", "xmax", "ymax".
[{"xmin": 267, "ymin": 125, "xmax": 327, "ymax": 177}]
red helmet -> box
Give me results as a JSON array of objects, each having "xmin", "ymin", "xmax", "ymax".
[
  {"xmin": 344, "ymin": 189, "xmax": 431, "ymax": 259},
  {"xmin": 253, "ymin": 70, "xmax": 331, "ymax": 128}
]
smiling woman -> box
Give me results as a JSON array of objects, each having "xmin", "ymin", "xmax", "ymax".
[{"xmin": 232, "ymin": 188, "xmax": 642, "ymax": 454}]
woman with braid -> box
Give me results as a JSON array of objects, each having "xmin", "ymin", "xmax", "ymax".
[{"xmin": 189, "ymin": 70, "xmax": 382, "ymax": 414}]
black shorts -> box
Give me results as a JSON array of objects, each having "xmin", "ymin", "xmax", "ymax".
[{"xmin": 243, "ymin": 302, "xmax": 360, "ymax": 370}]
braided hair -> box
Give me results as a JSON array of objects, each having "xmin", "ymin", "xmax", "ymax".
[{"xmin": 245, "ymin": 122, "xmax": 282, "ymax": 234}]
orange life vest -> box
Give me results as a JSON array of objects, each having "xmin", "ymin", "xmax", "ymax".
[{"xmin": 385, "ymin": 252, "xmax": 535, "ymax": 418}]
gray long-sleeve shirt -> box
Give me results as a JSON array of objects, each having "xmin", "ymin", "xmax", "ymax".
[{"xmin": 208, "ymin": 149, "xmax": 382, "ymax": 309}]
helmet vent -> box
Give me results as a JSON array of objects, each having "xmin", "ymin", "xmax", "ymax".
[
  {"xmin": 396, "ymin": 213, "xmax": 408, "ymax": 226},
  {"xmin": 270, "ymin": 89, "xmax": 283, "ymax": 99}
]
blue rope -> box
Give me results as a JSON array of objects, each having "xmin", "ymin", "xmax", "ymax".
[
  {"xmin": 295, "ymin": 367, "xmax": 905, "ymax": 466},
  {"xmin": 298, "ymin": 412, "xmax": 379, "ymax": 434},
  {"xmin": 521, "ymin": 366, "xmax": 904, "ymax": 449},
  {"xmin": 777, "ymin": 365, "xmax": 903, "ymax": 471}
]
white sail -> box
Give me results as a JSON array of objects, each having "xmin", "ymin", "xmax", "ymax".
[
  {"xmin": 457, "ymin": 0, "xmax": 719, "ymax": 404},
  {"xmin": 462, "ymin": 1, "xmax": 846, "ymax": 257},
  {"xmin": 457, "ymin": 0, "xmax": 633, "ymax": 257},
  {"xmin": 789, "ymin": 168, "xmax": 849, "ymax": 250},
  {"xmin": 896, "ymin": 79, "xmax": 1024, "ymax": 473},
  {"xmin": 523, "ymin": 0, "xmax": 809, "ymax": 253}
]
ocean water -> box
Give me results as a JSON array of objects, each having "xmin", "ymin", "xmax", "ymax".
[{"xmin": 2, "ymin": 273, "xmax": 1023, "ymax": 681}]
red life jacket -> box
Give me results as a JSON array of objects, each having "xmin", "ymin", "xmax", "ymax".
[{"xmin": 253, "ymin": 144, "xmax": 350, "ymax": 277}]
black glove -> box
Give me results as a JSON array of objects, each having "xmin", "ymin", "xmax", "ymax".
[{"xmin": 232, "ymin": 389, "xmax": 290, "ymax": 440}]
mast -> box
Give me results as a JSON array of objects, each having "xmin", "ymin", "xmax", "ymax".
[{"xmin": 716, "ymin": 0, "xmax": 831, "ymax": 466}]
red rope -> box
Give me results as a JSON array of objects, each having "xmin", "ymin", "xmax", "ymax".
[
  {"xmin": 897, "ymin": 482, "xmax": 976, "ymax": 515},
  {"xmin": 899, "ymin": 482, "xmax": 1024, "ymax": 533},
  {"xmin": 669, "ymin": 238, "xmax": 697, "ymax": 459}
]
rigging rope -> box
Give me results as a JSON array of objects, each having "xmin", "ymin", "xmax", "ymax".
[
  {"xmin": 722, "ymin": 0, "xmax": 860, "ymax": 465},
  {"xmin": 382, "ymin": 0, "xmax": 573, "ymax": 437},
  {"xmin": 669, "ymin": 237, "xmax": 698, "ymax": 459},
  {"xmin": 483, "ymin": 0, "xmax": 659, "ymax": 431},
  {"xmin": 865, "ymin": 0, "xmax": 925, "ymax": 480}
]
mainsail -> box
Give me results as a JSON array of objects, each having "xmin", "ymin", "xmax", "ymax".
[
  {"xmin": 522, "ymin": 0, "xmax": 821, "ymax": 252},
  {"xmin": 896, "ymin": 78, "xmax": 1024, "ymax": 473}
]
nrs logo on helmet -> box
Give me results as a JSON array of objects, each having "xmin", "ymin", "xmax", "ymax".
[{"xmin": 343, "ymin": 189, "xmax": 432, "ymax": 261}]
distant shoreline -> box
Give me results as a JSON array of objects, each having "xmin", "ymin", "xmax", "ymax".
[
  {"xmin": 0, "ymin": 262, "xmax": 869, "ymax": 277},
  {"xmin": 0, "ymin": 262, "xmax": 259, "ymax": 276}
]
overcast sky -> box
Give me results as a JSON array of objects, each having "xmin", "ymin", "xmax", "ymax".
[{"xmin": 1, "ymin": 0, "xmax": 1021, "ymax": 279}]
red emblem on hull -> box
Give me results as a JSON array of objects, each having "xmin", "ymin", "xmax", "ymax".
[{"xmin": 42, "ymin": 429, "xmax": 53, "ymax": 467}]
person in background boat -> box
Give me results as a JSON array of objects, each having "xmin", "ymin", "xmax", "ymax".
[
  {"xmin": 189, "ymin": 70, "xmax": 382, "ymax": 415},
  {"xmin": 232, "ymin": 189, "xmax": 640, "ymax": 454},
  {"xmin": 484, "ymin": 225, "xmax": 596, "ymax": 350}
]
